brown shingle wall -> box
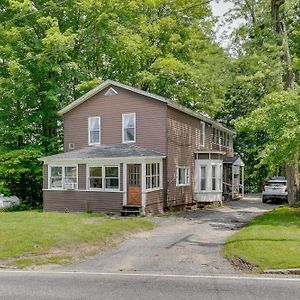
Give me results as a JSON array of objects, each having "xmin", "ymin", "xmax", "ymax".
[
  {"xmin": 78, "ymin": 164, "xmax": 86, "ymax": 190},
  {"xmin": 64, "ymin": 86, "xmax": 167, "ymax": 154},
  {"xmin": 43, "ymin": 191, "xmax": 123, "ymax": 213},
  {"xmin": 166, "ymin": 107, "xmax": 214, "ymax": 206},
  {"xmin": 146, "ymin": 190, "xmax": 164, "ymax": 214}
]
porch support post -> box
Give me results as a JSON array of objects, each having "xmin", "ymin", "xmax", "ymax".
[
  {"xmin": 242, "ymin": 166, "xmax": 244, "ymax": 198},
  {"xmin": 232, "ymin": 164, "xmax": 234, "ymax": 200},
  {"xmin": 141, "ymin": 162, "xmax": 146, "ymax": 213},
  {"xmin": 123, "ymin": 163, "xmax": 127, "ymax": 206}
]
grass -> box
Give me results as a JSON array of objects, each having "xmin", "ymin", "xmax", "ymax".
[
  {"xmin": 224, "ymin": 206, "xmax": 300, "ymax": 272},
  {"xmin": 0, "ymin": 211, "xmax": 153, "ymax": 268}
]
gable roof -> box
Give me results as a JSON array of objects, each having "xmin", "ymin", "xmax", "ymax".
[{"xmin": 58, "ymin": 80, "xmax": 234, "ymax": 134}]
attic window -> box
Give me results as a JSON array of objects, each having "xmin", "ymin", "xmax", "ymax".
[{"xmin": 104, "ymin": 87, "xmax": 118, "ymax": 96}]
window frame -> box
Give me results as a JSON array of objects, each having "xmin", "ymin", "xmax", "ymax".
[
  {"xmin": 49, "ymin": 165, "xmax": 78, "ymax": 190},
  {"xmin": 122, "ymin": 112, "xmax": 136, "ymax": 144},
  {"xmin": 211, "ymin": 164, "xmax": 217, "ymax": 191},
  {"xmin": 88, "ymin": 116, "xmax": 101, "ymax": 146},
  {"xmin": 87, "ymin": 164, "xmax": 120, "ymax": 192},
  {"xmin": 176, "ymin": 166, "xmax": 190, "ymax": 187},
  {"xmin": 146, "ymin": 162, "xmax": 161, "ymax": 191}
]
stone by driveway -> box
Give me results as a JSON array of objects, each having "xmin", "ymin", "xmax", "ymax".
[{"xmin": 60, "ymin": 195, "xmax": 278, "ymax": 275}]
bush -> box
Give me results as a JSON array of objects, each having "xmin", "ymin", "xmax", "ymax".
[
  {"xmin": 0, "ymin": 148, "xmax": 43, "ymax": 209},
  {"xmin": 2, "ymin": 202, "xmax": 31, "ymax": 212}
]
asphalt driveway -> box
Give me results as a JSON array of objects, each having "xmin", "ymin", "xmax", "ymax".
[{"xmin": 60, "ymin": 195, "xmax": 277, "ymax": 275}]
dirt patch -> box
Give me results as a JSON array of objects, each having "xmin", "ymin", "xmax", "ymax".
[{"xmin": 229, "ymin": 256, "xmax": 258, "ymax": 272}]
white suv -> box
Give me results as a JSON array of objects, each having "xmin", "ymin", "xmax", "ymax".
[{"xmin": 262, "ymin": 177, "xmax": 288, "ymax": 203}]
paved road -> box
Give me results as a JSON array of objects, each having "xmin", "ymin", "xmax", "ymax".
[
  {"xmin": 59, "ymin": 195, "xmax": 277, "ymax": 275},
  {"xmin": 0, "ymin": 270, "xmax": 299, "ymax": 300}
]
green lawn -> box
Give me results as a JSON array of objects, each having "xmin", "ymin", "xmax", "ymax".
[
  {"xmin": 0, "ymin": 211, "xmax": 153, "ymax": 268},
  {"xmin": 224, "ymin": 206, "xmax": 300, "ymax": 272}
]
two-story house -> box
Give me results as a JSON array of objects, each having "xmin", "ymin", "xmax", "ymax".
[{"xmin": 40, "ymin": 80, "xmax": 244, "ymax": 214}]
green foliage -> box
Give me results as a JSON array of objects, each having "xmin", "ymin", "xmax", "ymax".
[
  {"xmin": 0, "ymin": 148, "xmax": 43, "ymax": 208},
  {"xmin": 2, "ymin": 202, "xmax": 31, "ymax": 212},
  {"xmin": 236, "ymin": 89, "xmax": 300, "ymax": 165}
]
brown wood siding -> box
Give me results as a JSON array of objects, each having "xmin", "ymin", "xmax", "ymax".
[
  {"xmin": 146, "ymin": 190, "xmax": 164, "ymax": 214},
  {"xmin": 64, "ymin": 86, "xmax": 167, "ymax": 154},
  {"xmin": 166, "ymin": 107, "xmax": 213, "ymax": 206},
  {"xmin": 43, "ymin": 191, "xmax": 123, "ymax": 213},
  {"xmin": 78, "ymin": 164, "xmax": 86, "ymax": 190},
  {"xmin": 43, "ymin": 165, "xmax": 48, "ymax": 189}
]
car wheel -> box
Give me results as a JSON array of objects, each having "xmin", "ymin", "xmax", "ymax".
[{"xmin": 262, "ymin": 196, "xmax": 267, "ymax": 203}]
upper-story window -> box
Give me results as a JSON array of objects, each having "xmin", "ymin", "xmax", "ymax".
[
  {"xmin": 200, "ymin": 121, "xmax": 205, "ymax": 147},
  {"xmin": 122, "ymin": 113, "xmax": 136, "ymax": 143},
  {"xmin": 213, "ymin": 127, "xmax": 232, "ymax": 148},
  {"xmin": 88, "ymin": 116, "xmax": 101, "ymax": 145}
]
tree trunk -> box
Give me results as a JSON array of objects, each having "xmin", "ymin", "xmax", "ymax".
[
  {"xmin": 286, "ymin": 155, "xmax": 300, "ymax": 206},
  {"xmin": 271, "ymin": 0, "xmax": 299, "ymax": 205}
]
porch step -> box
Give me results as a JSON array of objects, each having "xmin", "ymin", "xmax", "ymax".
[{"xmin": 121, "ymin": 205, "xmax": 142, "ymax": 216}]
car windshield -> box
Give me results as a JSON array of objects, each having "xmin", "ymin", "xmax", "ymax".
[{"xmin": 266, "ymin": 181, "xmax": 286, "ymax": 186}]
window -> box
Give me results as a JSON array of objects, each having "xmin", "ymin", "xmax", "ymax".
[
  {"xmin": 89, "ymin": 166, "xmax": 102, "ymax": 189},
  {"xmin": 212, "ymin": 165, "xmax": 216, "ymax": 191},
  {"xmin": 49, "ymin": 166, "xmax": 77, "ymax": 190},
  {"xmin": 176, "ymin": 167, "xmax": 190, "ymax": 186},
  {"xmin": 105, "ymin": 166, "xmax": 119, "ymax": 190},
  {"xmin": 122, "ymin": 113, "xmax": 136, "ymax": 143},
  {"xmin": 50, "ymin": 166, "xmax": 63, "ymax": 189},
  {"xmin": 88, "ymin": 116, "xmax": 101, "ymax": 145},
  {"xmin": 200, "ymin": 166, "xmax": 206, "ymax": 191},
  {"xmin": 146, "ymin": 163, "xmax": 160, "ymax": 190},
  {"xmin": 200, "ymin": 122, "xmax": 205, "ymax": 147},
  {"xmin": 87, "ymin": 165, "xmax": 119, "ymax": 191}
]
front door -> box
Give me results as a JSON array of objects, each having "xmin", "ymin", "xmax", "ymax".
[{"xmin": 127, "ymin": 164, "xmax": 141, "ymax": 206}]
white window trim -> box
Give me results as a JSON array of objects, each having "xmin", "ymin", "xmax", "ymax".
[
  {"xmin": 146, "ymin": 162, "xmax": 161, "ymax": 192},
  {"xmin": 176, "ymin": 166, "xmax": 190, "ymax": 187},
  {"xmin": 122, "ymin": 112, "xmax": 136, "ymax": 144},
  {"xmin": 200, "ymin": 121, "xmax": 205, "ymax": 147},
  {"xmin": 48, "ymin": 165, "xmax": 78, "ymax": 191},
  {"xmin": 88, "ymin": 116, "xmax": 101, "ymax": 145},
  {"xmin": 86, "ymin": 164, "xmax": 120, "ymax": 192}
]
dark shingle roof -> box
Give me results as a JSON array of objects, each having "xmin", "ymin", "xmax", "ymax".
[
  {"xmin": 40, "ymin": 144, "xmax": 165, "ymax": 161},
  {"xmin": 223, "ymin": 156, "xmax": 244, "ymax": 166}
]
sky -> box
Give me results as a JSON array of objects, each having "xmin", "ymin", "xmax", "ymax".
[{"xmin": 210, "ymin": 0, "xmax": 242, "ymax": 48}]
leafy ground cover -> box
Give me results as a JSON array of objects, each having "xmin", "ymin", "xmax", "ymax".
[
  {"xmin": 0, "ymin": 211, "xmax": 153, "ymax": 269},
  {"xmin": 224, "ymin": 206, "xmax": 300, "ymax": 272}
]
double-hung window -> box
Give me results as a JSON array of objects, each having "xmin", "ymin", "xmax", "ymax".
[
  {"xmin": 146, "ymin": 163, "xmax": 160, "ymax": 190},
  {"xmin": 88, "ymin": 165, "xmax": 119, "ymax": 191},
  {"xmin": 176, "ymin": 167, "xmax": 190, "ymax": 186},
  {"xmin": 122, "ymin": 113, "xmax": 136, "ymax": 143},
  {"xmin": 105, "ymin": 166, "xmax": 119, "ymax": 190},
  {"xmin": 200, "ymin": 122, "xmax": 205, "ymax": 147},
  {"xmin": 200, "ymin": 166, "xmax": 207, "ymax": 191},
  {"xmin": 49, "ymin": 166, "xmax": 78, "ymax": 190},
  {"xmin": 88, "ymin": 116, "xmax": 101, "ymax": 145},
  {"xmin": 89, "ymin": 166, "xmax": 102, "ymax": 189},
  {"xmin": 212, "ymin": 165, "xmax": 217, "ymax": 191}
]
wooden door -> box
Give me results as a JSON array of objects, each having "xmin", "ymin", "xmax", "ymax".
[{"xmin": 127, "ymin": 164, "xmax": 141, "ymax": 206}]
